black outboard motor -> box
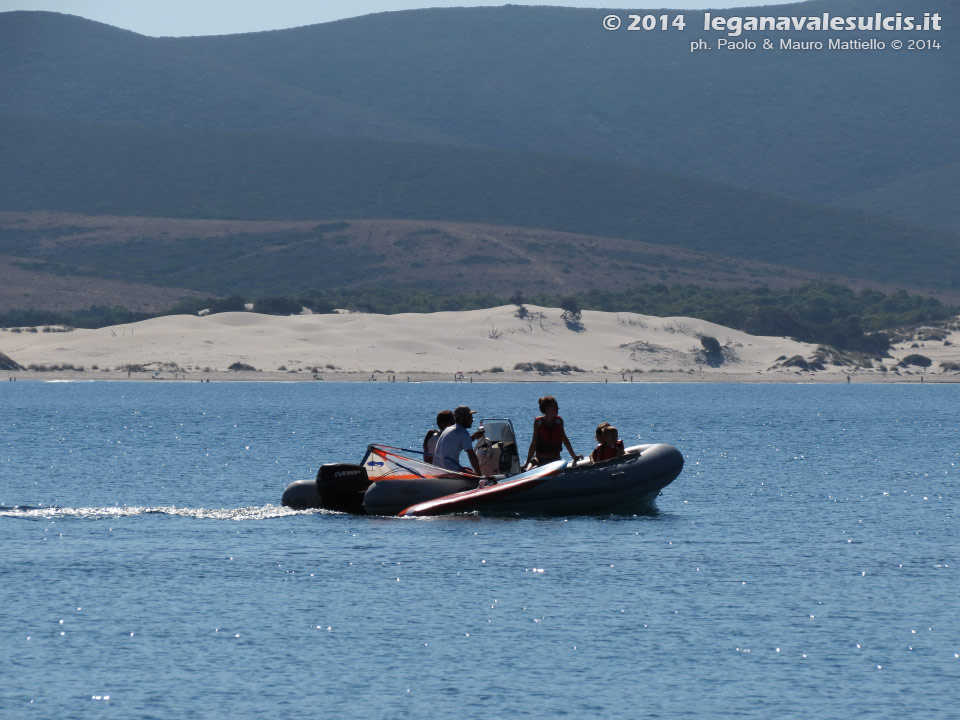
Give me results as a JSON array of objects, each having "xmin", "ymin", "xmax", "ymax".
[
  {"xmin": 281, "ymin": 464, "xmax": 371, "ymax": 513},
  {"xmin": 317, "ymin": 464, "xmax": 371, "ymax": 514}
]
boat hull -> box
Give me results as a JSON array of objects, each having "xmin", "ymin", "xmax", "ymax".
[
  {"xmin": 367, "ymin": 443, "xmax": 682, "ymax": 516},
  {"xmin": 467, "ymin": 443, "xmax": 682, "ymax": 516},
  {"xmin": 362, "ymin": 475, "xmax": 475, "ymax": 516},
  {"xmin": 282, "ymin": 443, "xmax": 683, "ymax": 517}
]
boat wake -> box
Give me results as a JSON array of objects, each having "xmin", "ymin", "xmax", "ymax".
[{"xmin": 0, "ymin": 504, "xmax": 327, "ymax": 521}]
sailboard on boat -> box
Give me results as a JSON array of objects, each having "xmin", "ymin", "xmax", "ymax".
[{"xmin": 397, "ymin": 460, "xmax": 567, "ymax": 517}]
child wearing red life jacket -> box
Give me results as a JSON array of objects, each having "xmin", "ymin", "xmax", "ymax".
[
  {"xmin": 594, "ymin": 421, "xmax": 610, "ymax": 445},
  {"xmin": 591, "ymin": 424, "xmax": 625, "ymax": 463},
  {"xmin": 524, "ymin": 395, "xmax": 582, "ymax": 469}
]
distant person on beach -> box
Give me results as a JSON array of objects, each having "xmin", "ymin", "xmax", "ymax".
[
  {"xmin": 432, "ymin": 405, "xmax": 486, "ymax": 475},
  {"xmin": 423, "ymin": 409, "xmax": 455, "ymax": 464},
  {"xmin": 524, "ymin": 395, "xmax": 581, "ymax": 469},
  {"xmin": 591, "ymin": 424, "xmax": 625, "ymax": 463}
]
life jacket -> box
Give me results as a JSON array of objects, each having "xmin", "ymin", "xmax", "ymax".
[
  {"xmin": 535, "ymin": 416, "xmax": 564, "ymax": 457},
  {"xmin": 423, "ymin": 429, "xmax": 441, "ymax": 462},
  {"xmin": 592, "ymin": 439, "xmax": 624, "ymax": 463}
]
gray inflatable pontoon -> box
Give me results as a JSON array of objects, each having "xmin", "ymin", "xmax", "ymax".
[{"xmin": 282, "ymin": 433, "xmax": 683, "ymax": 517}]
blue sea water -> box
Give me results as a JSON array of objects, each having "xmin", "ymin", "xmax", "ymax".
[{"xmin": 1, "ymin": 381, "xmax": 958, "ymax": 719}]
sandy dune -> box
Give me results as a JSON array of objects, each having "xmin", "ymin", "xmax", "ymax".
[{"xmin": 2, "ymin": 306, "xmax": 958, "ymax": 382}]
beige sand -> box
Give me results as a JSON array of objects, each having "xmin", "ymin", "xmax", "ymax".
[{"xmin": 1, "ymin": 306, "xmax": 958, "ymax": 382}]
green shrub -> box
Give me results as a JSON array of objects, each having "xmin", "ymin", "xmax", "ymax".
[
  {"xmin": 900, "ymin": 354, "xmax": 932, "ymax": 368},
  {"xmin": 560, "ymin": 296, "xmax": 582, "ymax": 323},
  {"xmin": 254, "ymin": 297, "xmax": 303, "ymax": 315},
  {"xmin": 513, "ymin": 361, "xmax": 582, "ymax": 373},
  {"xmin": 228, "ymin": 362, "xmax": 257, "ymax": 371},
  {"xmin": 699, "ymin": 335, "xmax": 724, "ymax": 366},
  {"xmin": 0, "ymin": 351, "xmax": 23, "ymax": 370}
]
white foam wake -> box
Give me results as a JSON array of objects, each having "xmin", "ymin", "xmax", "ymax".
[{"xmin": 0, "ymin": 504, "xmax": 327, "ymax": 520}]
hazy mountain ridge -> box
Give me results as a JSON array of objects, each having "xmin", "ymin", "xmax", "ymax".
[
  {"xmin": 2, "ymin": 1, "xmax": 954, "ymax": 210},
  {"xmin": 2, "ymin": 112, "xmax": 957, "ymax": 292},
  {"xmin": 174, "ymin": 0, "xmax": 957, "ymax": 206},
  {"xmin": 0, "ymin": 2, "xmax": 956, "ymax": 304},
  {"xmin": 831, "ymin": 162, "xmax": 960, "ymax": 234},
  {"xmin": 0, "ymin": 10, "xmax": 457, "ymax": 144}
]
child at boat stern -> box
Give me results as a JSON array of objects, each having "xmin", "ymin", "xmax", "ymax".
[{"xmin": 594, "ymin": 422, "xmax": 610, "ymax": 444}]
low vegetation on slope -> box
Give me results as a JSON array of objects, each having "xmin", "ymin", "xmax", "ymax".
[{"xmin": 2, "ymin": 114, "xmax": 958, "ymax": 292}]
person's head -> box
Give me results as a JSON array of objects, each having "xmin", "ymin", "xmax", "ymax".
[
  {"xmin": 595, "ymin": 421, "xmax": 611, "ymax": 442},
  {"xmin": 436, "ymin": 409, "xmax": 455, "ymax": 430},
  {"xmin": 453, "ymin": 405, "xmax": 476, "ymax": 428},
  {"xmin": 538, "ymin": 395, "xmax": 559, "ymax": 419},
  {"xmin": 603, "ymin": 425, "xmax": 619, "ymax": 447}
]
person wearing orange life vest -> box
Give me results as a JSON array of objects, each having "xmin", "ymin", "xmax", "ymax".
[{"xmin": 524, "ymin": 395, "xmax": 582, "ymax": 469}]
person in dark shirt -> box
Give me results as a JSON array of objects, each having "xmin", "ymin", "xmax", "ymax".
[{"xmin": 423, "ymin": 409, "xmax": 455, "ymax": 464}]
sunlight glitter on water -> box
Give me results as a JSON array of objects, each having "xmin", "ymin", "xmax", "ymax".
[{"xmin": 2, "ymin": 382, "xmax": 958, "ymax": 720}]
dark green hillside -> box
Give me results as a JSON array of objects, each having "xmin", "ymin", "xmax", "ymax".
[
  {"xmin": 2, "ymin": 113, "xmax": 958, "ymax": 291},
  {"xmin": 1, "ymin": 1, "xmax": 956, "ymax": 296},
  {"xmin": 830, "ymin": 161, "xmax": 960, "ymax": 235},
  {"xmin": 1, "ymin": 0, "xmax": 956, "ymax": 214},
  {"xmin": 178, "ymin": 0, "xmax": 960, "ymax": 206},
  {"xmin": 0, "ymin": 11, "xmax": 450, "ymax": 144},
  {"xmin": 1, "ymin": 212, "xmax": 903, "ymax": 309}
]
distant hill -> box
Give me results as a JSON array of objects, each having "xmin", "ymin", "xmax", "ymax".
[
  {"xmin": 2, "ymin": 0, "xmax": 956, "ymax": 215},
  {"xmin": 2, "ymin": 114, "xmax": 957, "ymax": 292},
  {"xmin": 0, "ymin": 250, "xmax": 199, "ymax": 313},
  {"xmin": 830, "ymin": 162, "xmax": 960, "ymax": 235},
  {"xmin": 0, "ymin": 10, "xmax": 449, "ymax": 145},
  {"xmin": 0, "ymin": 1, "xmax": 956, "ymax": 301},
  {"xmin": 1, "ymin": 211, "xmax": 887, "ymax": 309}
]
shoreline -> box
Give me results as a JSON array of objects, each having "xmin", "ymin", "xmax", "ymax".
[{"xmin": 2, "ymin": 370, "xmax": 955, "ymax": 384}]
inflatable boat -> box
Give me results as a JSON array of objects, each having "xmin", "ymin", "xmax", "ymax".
[{"xmin": 281, "ymin": 418, "xmax": 683, "ymax": 516}]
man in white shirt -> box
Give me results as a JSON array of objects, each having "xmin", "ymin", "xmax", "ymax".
[{"xmin": 432, "ymin": 405, "xmax": 484, "ymax": 475}]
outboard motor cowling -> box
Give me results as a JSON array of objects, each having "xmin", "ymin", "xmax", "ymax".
[{"xmin": 317, "ymin": 463, "xmax": 371, "ymax": 514}]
